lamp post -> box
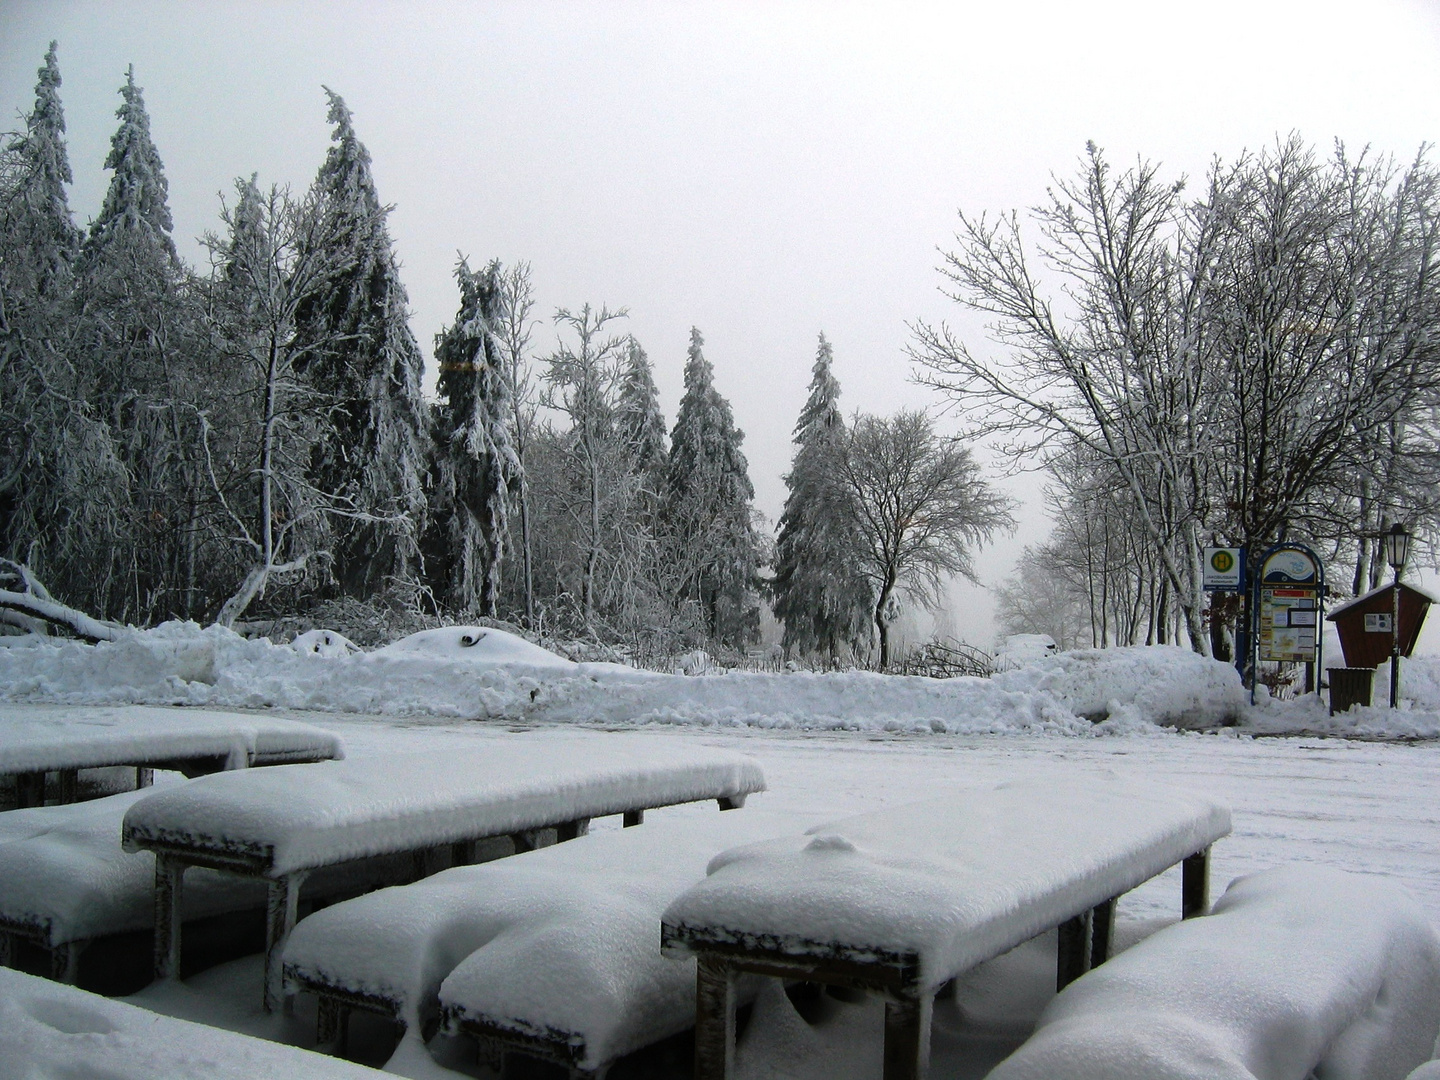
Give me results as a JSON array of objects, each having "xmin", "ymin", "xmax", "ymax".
[{"xmin": 1384, "ymin": 522, "xmax": 1411, "ymax": 708}]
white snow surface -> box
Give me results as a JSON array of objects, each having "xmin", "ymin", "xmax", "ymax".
[
  {"xmin": 0, "ymin": 621, "xmax": 1256, "ymax": 733},
  {"xmin": 0, "ymin": 967, "xmax": 385, "ymax": 1079},
  {"xmin": 284, "ymin": 814, "xmax": 816, "ymax": 1069},
  {"xmin": 122, "ymin": 740, "xmax": 765, "ymax": 876},
  {"xmin": 663, "ymin": 776, "xmax": 1230, "ymax": 986},
  {"xmin": 0, "ymin": 788, "xmax": 267, "ymax": 945},
  {"xmin": 0, "ymin": 703, "xmax": 342, "ymax": 773},
  {"xmin": 987, "ymin": 865, "xmax": 1440, "ymax": 1080}
]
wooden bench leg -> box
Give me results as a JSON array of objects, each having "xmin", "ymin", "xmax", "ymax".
[
  {"xmin": 623, "ymin": 809, "xmax": 644, "ymax": 828},
  {"xmin": 263, "ymin": 871, "xmax": 307, "ymax": 1013},
  {"xmin": 15, "ymin": 772, "xmax": 45, "ymax": 808},
  {"xmin": 694, "ymin": 956, "xmax": 736, "ymax": 1080},
  {"xmin": 883, "ymin": 992, "xmax": 932, "ymax": 1080},
  {"xmin": 1183, "ymin": 847, "xmax": 1211, "ymax": 919},
  {"xmin": 451, "ymin": 839, "xmax": 479, "ymax": 867},
  {"xmin": 717, "ymin": 795, "xmax": 746, "ymax": 811},
  {"xmin": 0, "ymin": 930, "xmax": 11, "ymax": 969},
  {"xmin": 1090, "ymin": 896, "xmax": 1118, "ymax": 968},
  {"xmin": 153, "ymin": 854, "xmax": 187, "ymax": 981},
  {"xmin": 1057, "ymin": 910, "xmax": 1093, "ymax": 990},
  {"xmin": 136, "ymin": 767, "xmax": 154, "ymax": 790},
  {"xmin": 556, "ymin": 818, "xmax": 590, "ymax": 842},
  {"xmin": 50, "ymin": 941, "xmax": 82, "ymax": 984},
  {"xmin": 57, "ymin": 769, "xmax": 79, "ymax": 804}
]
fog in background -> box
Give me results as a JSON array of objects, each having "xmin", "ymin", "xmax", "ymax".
[{"xmin": 5, "ymin": 0, "xmax": 1439, "ymax": 647}]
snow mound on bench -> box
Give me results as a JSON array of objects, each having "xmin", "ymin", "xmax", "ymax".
[
  {"xmin": 988, "ymin": 865, "xmax": 1440, "ymax": 1080},
  {"xmin": 284, "ymin": 813, "xmax": 811, "ymax": 1066},
  {"xmin": 0, "ymin": 621, "xmax": 1247, "ymax": 733},
  {"xmin": 0, "ymin": 789, "xmax": 267, "ymax": 945},
  {"xmin": 0, "ymin": 967, "xmax": 386, "ymax": 1078}
]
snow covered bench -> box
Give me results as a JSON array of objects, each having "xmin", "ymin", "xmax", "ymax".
[
  {"xmin": 0, "ymin": 788, "xmax": 266, "ymax": 985},
  {"xmin": 0, "ymin": 966, "xmax": 388, "ymax": 1079},
  {"xmin": 122, "ymin": 739, "xmax": 765, "ymax": 1011},
  {"xmin": 986, "ymin": 865, "xmax": 1440, "ymax": 1080},
  {"xmin": 284, "ymin": 815, "xmax": 796, "ymax": 1077},
  {"xmin": 662, "ymin": 776, "xmax": 1230, "ymax": 1080},
  {"xmin": 0, "ymin": 704, "xmax": 343, "ymax": 808}
]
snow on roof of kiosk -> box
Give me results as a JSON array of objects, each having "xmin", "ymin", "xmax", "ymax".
[
  {"xmin": 1327, "ymin": 580, "xmax": 1439, "ymax": 618},
  {"xmin": 662, "ymin": 776, "xmax": 1230, "ymax": 987},
  {"xmin": 0, "ymin": 967, "xmax": 387, "ymax": 1079},
  {"xmin": 122, "ymin": 739, "xmax": 765, "ymax": 875},
  {"xmin": 0, "ymin": 703, "xmax": 343, "ymax": 774}
]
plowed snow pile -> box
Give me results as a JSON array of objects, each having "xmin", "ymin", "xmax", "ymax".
[{"xmin": 0, "ymin": 623, "xmax": 1248, "ymax": 735}]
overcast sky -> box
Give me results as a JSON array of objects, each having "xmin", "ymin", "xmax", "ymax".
[{"xmin": 5, "ymin": 0, "xmax": 1440, "ymax": 645}]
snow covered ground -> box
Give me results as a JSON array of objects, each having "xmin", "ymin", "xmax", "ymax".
[{"xmin": 4, "ymin": 625, "xmax": 1440, "ymax": 1077}]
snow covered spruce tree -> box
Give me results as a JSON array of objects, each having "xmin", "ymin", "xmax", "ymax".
[
  {"xmin": 616, "ymin": 337, "xmax": 669, "ymax": 499},
  {"xmin": 839, "ymin": 410, "xmax": 1012, "ymax": 669},
  {"xmin": 71, "ymin": 65, "xmax": 202, "ymax": 622},
  {"xmin": 0, "ymin": 42, "xmax": 126, "ymax": 614},
  {"xmin": 664, "ymin": 328, "xmax": 764, "ymax": 647},
  {"xmin": 772, "ymin": 333, "xmax": 871, "ymax": 662},
  {"xmin": 425, "ymin": 258, "xmax": 522, "ymax": 617},
  {"xmin": 293, "ymin": 89, "xmax": 429, "ymax": 600}
]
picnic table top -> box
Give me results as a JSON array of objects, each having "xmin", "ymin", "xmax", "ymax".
[
  {"xmin": 662, "ymin": 775, "xmax": 1230, "ymax": 985},
  {"xmin": 0, "ymin": 705, "xmax": 344, "ymax": 775},
  {"xmin": 122, "ymin": 739, "xmax": 766, "ymax": 877}
]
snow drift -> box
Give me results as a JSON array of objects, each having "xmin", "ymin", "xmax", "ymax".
[{"xmin": 0, "ymin": 622, "xmax": 1247, "ymax": 734}]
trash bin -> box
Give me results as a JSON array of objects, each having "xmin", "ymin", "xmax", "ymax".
[{"xmin": 1328, "ymin": 667, "xmax": 1374, "ymax": 715}]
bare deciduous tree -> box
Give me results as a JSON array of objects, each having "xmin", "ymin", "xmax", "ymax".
[{"xmin": 839, "ymin": 409, "xmax": 1012, "ymax": 668}]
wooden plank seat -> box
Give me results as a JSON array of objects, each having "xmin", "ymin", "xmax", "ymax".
[
  {"xmin": 987, "ymin": 865, "xmax": 1440, "ymax": 1080},
  {"xmin": 0, "ymin": 788, "xmax": 267, "ymax": 986},
  {"xmin": 122, "ymin": 739, "xmax": 765, "ymax": 1012},
  {"xmin": 661, "ymin": 776, "xmax": 1230, "ymax": 1080},
  {"xmin": 285, "ymin": 815, "xmax": 802, "ymax": 1078},
  {"xmin": 0, "ymin": 704, "xmax": 344, "ymax": 809}
]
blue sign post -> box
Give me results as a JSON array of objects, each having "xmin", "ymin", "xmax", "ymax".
[{"xmin": 1250, "ymin": 543, "xmax": 1325, "ymax": 703}]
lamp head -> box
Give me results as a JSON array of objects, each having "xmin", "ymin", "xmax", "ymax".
[{"xmin": 1385, "ymin": 521, "xmax": 1411, "ymax": 574}]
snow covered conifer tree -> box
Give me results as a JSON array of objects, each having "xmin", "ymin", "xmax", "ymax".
[
  {"xmin": 295, "ymin": 89, "xmax": 429, "ymax": 599},
  {"xmin": 0, "ymin": 43, "xmax": 128, "ymax": 618},
  {"xmin": 772, "ymin": 333, "xmax": 872, "ymax": 660},
  {"xmin": 70, "ymin": 65, "xmax": 200, "ymax": 622},
  {"xmin": 427, "ymin": 258, "xmax": 522, "ymax": 617},
  {"xmin": 664, "ymin": 328, "xmax": 763, "ymax": 645},
  {"xmin": 616, "ymin": 338, "xmax": 668, "ymax": 497}
]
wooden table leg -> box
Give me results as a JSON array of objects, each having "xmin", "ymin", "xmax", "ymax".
[
  {"xmin": 883, "ymin": 992, "xmax": 932, "ymax": 1080},
  {"xmin": 1183, "ymin": 847, "xmax": 1211, "ymax": 919},
  {"xmin": 50, "ymin": 941, "xmax": 82, "ymax": 983},
  {"xmin": 1090, "ymin": 896, "xmax": 1118, "ymax": 968},
  {"xmin": 694, "ymin": 956, "xmax": 736, "ymax": 1080},
  {"xmin": 556, "ymin": 818, "xmax": 591, "ymax": 842},
  {"xmin": 153, "ymin": 854, "xmax": 187, "ymax": 981},
  {"xmin": 717, "ymin": 795, "xmax": 746, "ymax": 811},
  {"xmin": 1057, "ymin": 910, "xmax": 1093, "ymax": 990},
  {"xmin": 57, "ymin": 769, "xmax": 79, "ymax": 804},
  {"xmin": 451, "ymin": 839, "xmax": 478, "ymax": 867},
  {"xmin": 623, "ymin": 809, "xmax": 645, "ymax": 827},
  {"xmin": 263, "ymin": 871, "xmax": 306, "ymax": 1013},
  {"xmin": 15, "ymin": 772, "xmax": 45, "ymax": 809}
]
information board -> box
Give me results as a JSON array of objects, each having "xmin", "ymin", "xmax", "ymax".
[{"xmin": 1259, "ymin": 588, "xmax": 1319, "ymax": 662}]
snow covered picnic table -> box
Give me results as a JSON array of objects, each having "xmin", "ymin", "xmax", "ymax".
[
  {"xmin": 0, "ymin": 788, "xmax": 266, "ymax": 985},
  {"xmin": 284, "ymin": 813, "xmax": 808, "ymax": 1078},
  {"xmin": 661, "ymin": 776, "xmax": 1230, "ymax": 1080},
  {"xmin": 121, "ymin": 739, "xmax": 765, "ymax": 1012},
  {"xmin": 0, "ymin": 705, "xmax": 343, "ymax": 808}
]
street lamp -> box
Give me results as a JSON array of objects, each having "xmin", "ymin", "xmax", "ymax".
[{"xmin": 1385, "ymin": 522, "xmax": 1411, "ymax": 708}]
